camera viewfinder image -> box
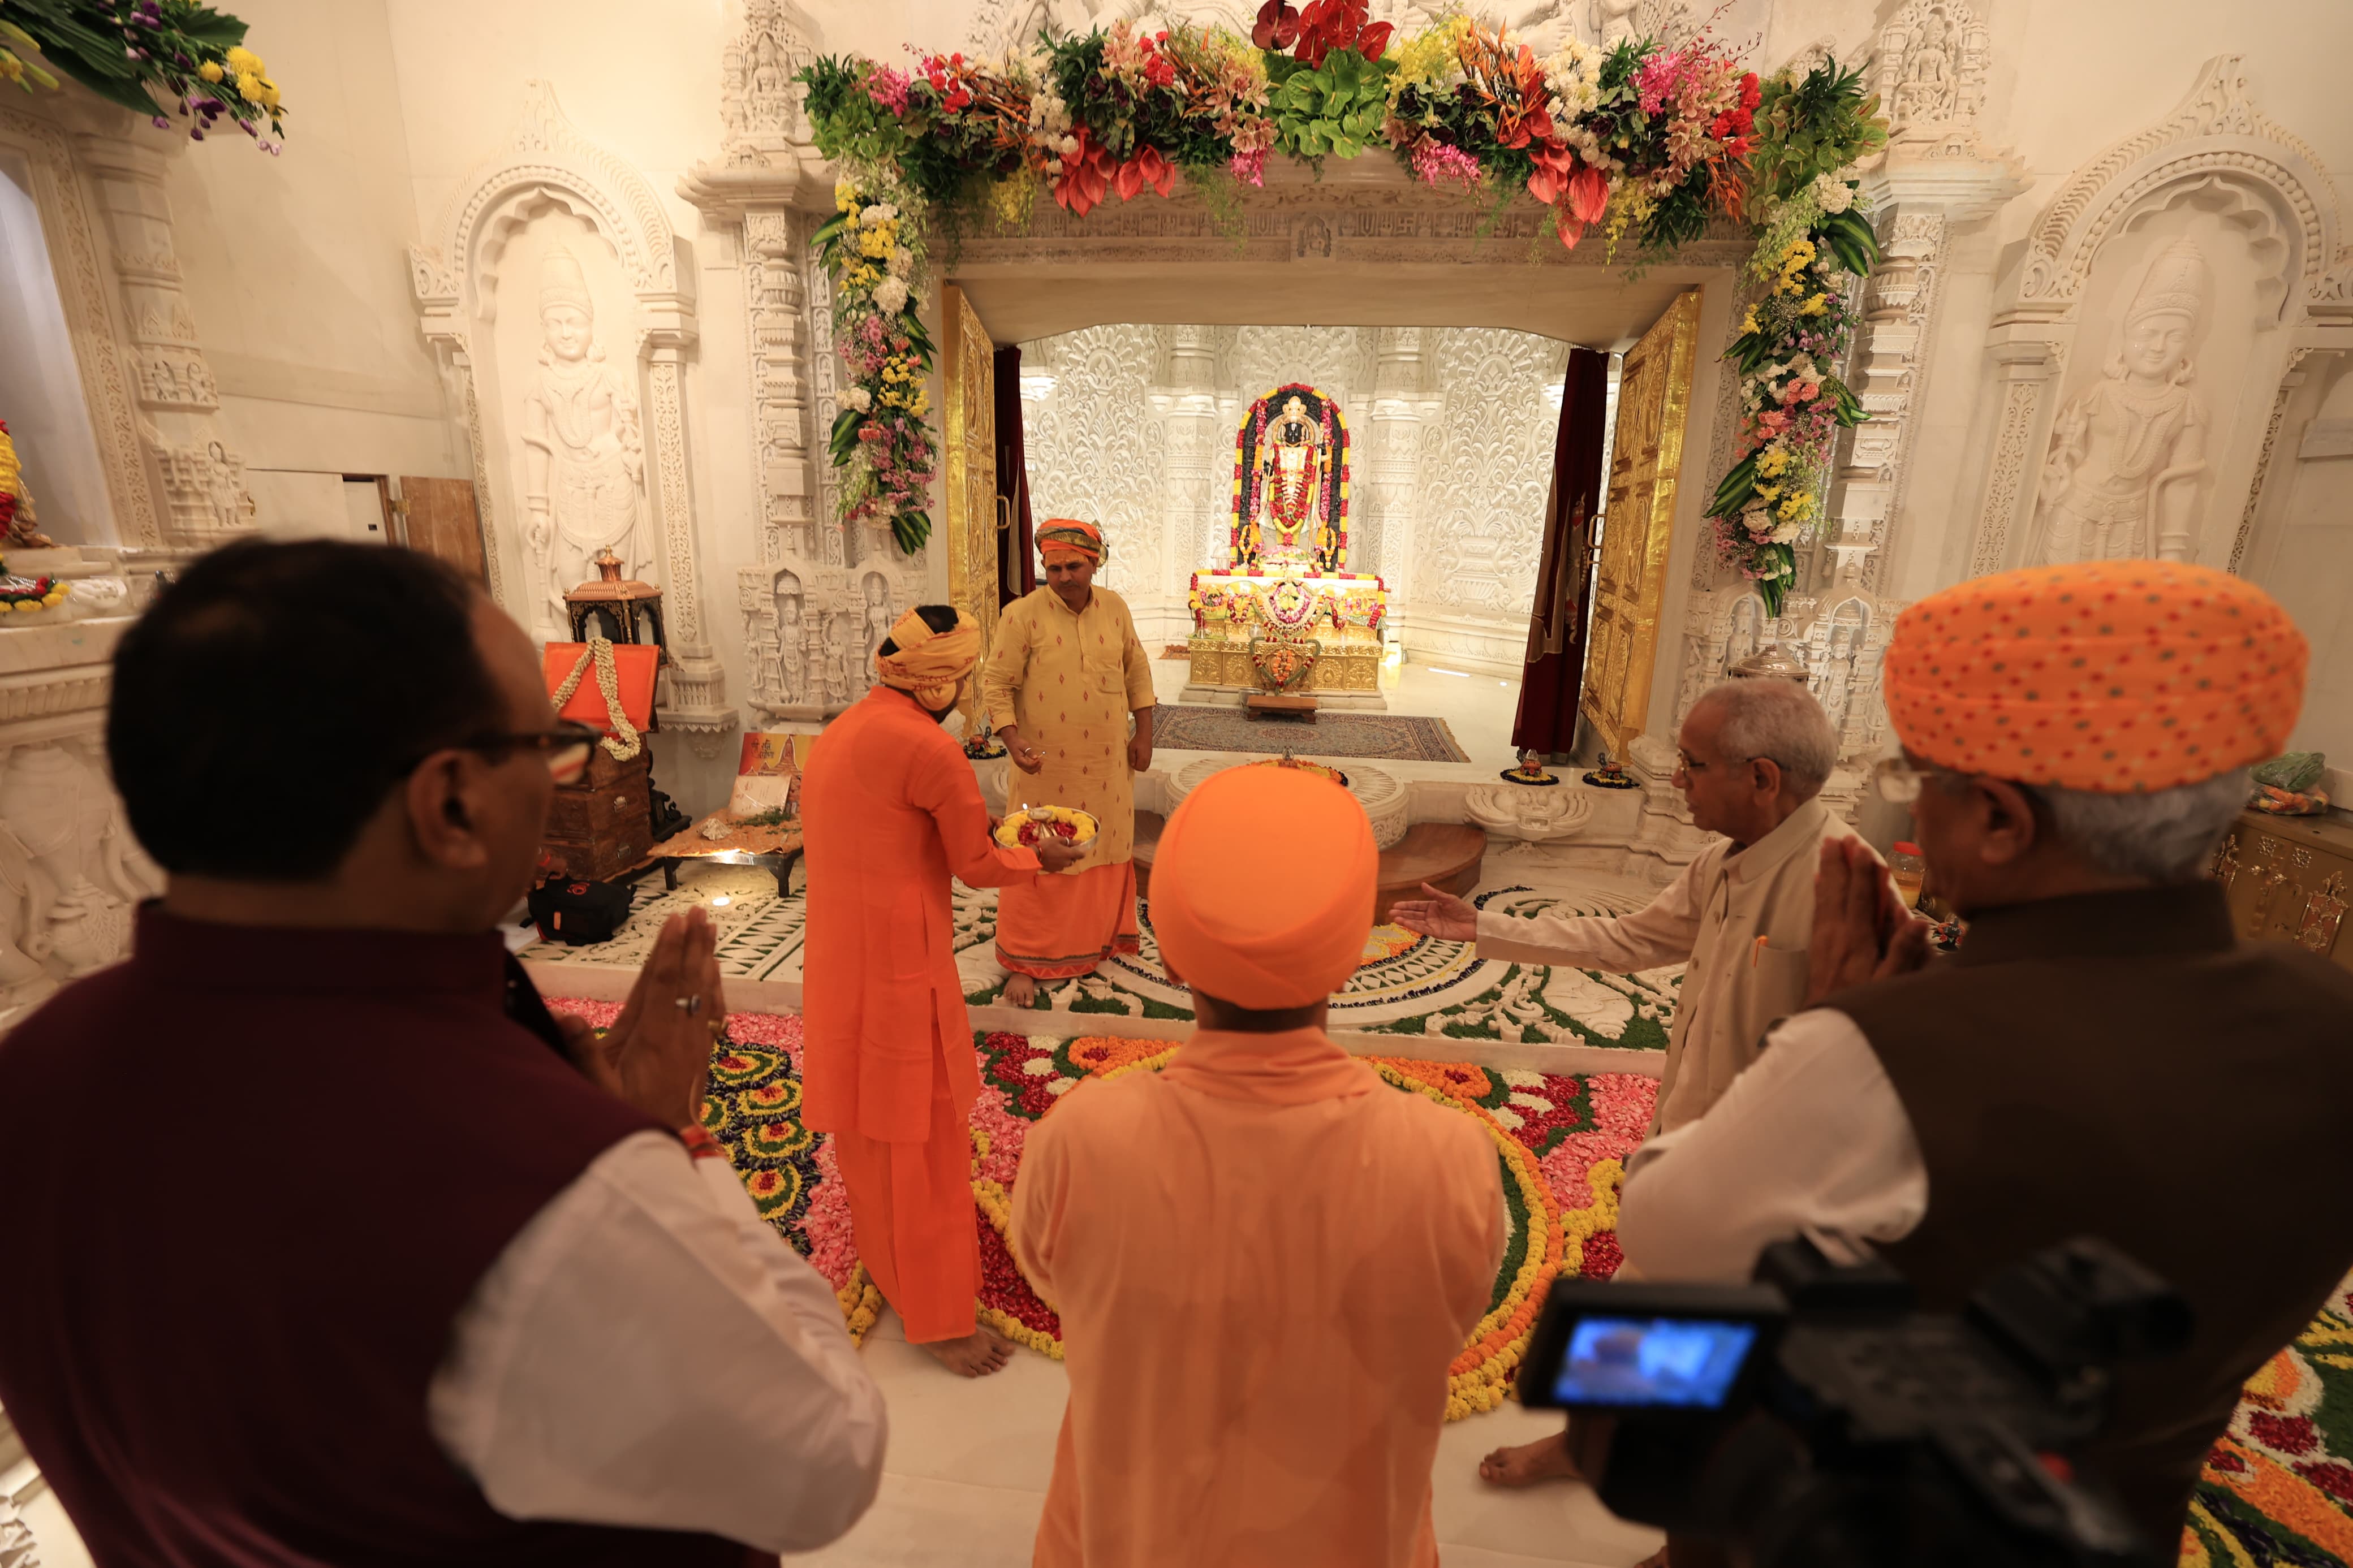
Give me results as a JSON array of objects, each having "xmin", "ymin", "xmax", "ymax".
[{"xmin": 1552, "ymin": 1316, "xmax": 1759, "ymax": 1409}]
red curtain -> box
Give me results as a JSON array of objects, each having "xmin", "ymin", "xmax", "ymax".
[
  {"xmin": 993, "ymin": 344, "xmax": 1034, "ymax": 604},
  {"xmin": 1510, "ymin": 347, "xmax": 1611, "ymax": 757}
]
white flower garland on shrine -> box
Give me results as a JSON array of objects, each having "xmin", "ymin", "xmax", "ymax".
[{"xmin": 549, "ymin": 637, "xmax": 643, "ymax": 761}]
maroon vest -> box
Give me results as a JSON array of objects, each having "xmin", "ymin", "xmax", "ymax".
[
  {"xmin": 1829, "ymin": 883, "xmax": 2353, "ymax": 1550},
  {"xmin": 0, "ymin": 909, "xmax": 752, "ymax": 1567}
]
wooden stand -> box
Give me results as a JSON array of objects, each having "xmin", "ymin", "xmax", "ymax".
[
  {"xmin": 1134, "ymin": 811, "xmax": 1484, "ymax": 930},
  {"xmin": 1246, "ymin": 693, "xmax": 1318, "ymax": 723},
  {"xmin": 541, "ymin": 747, "xmax": 654, "ymax": 883}
]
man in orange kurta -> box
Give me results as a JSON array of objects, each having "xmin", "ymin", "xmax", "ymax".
[
  {"xmin": 1011, "ymin": 767, "xmax": 1505, "ymax": 1566},
  {"xmin": 803, "ymin": 606, "xmax": 1080, "ymax": 1376}
]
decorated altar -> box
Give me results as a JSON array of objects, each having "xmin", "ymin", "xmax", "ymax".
[{"xmin": 1181, "ymin": 568, "xmax": 1390, "ymax": 707}]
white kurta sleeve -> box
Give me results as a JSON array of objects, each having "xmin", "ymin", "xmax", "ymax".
[
  {"xmin": 428, "ymin": 1130, "xmax": 888, "ymax": 1553},
  {"xmin": 1473, "ymin": 852, "xmax": 1712, "ymax": 973},
  {"xmin": 1615, "ymin": 1007, "xmax": 1928, "ymax": 1284}
]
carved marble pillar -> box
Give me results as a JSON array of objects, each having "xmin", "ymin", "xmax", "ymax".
[
  {"xmin": 743, "ymin": 210, "xmax": 817, "ymax": 559},
  {"xmin": 1363, "ymin": 327, "xmax": 1431, "ymax": 599},
  {"xmin": 1968, "ymin": 335, "xmax": 2060, "ymax": 576},
  {"xmin": 71, "ymin": 135, "xmax": 252, "ymax": 547},
  {"xmin": 1151, "ymin": 325, "xmax": 1223, "ymax": 577}
]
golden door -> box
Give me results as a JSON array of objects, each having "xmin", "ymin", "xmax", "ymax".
[
  {"xmin": 1580, "ymin": 288, "xmax": 1702, "ymax": 763},
  {"xmin": 940, "ymin": 285, "xmax": 1000, "ymax": 721}
]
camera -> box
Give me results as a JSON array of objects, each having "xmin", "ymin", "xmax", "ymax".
[{"xmin": 1519, "ymin": 1236, "xmax": 2194, "ymax": 1568}]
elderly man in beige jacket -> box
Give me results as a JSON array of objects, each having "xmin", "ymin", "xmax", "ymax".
[{"xmin": 1393, "ymin": 676, "xmax": 1861, "ymax": 1493}]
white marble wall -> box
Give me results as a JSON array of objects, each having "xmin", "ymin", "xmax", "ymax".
[{"xmin": 1018, "ymin": 322, "xmax": 1565, "ymax": 672}]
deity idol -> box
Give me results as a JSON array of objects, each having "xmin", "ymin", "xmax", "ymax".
[
  {"xmin": 521, "ymin": 245, "xmax": 656, "ymax": 634},
  {"xmin": 2031, "ymin": 238, "xmax": 2210, "ymax": 565},
  {"xmin": 1252, "ymin": 395, "xmax": 1328, "ymax": 571}
]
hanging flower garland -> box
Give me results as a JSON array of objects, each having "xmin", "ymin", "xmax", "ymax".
[
  {"xmin": 799, "ymin": 16, "xmax": 1887, "ymax": 561},
  {"xmin": 811, "ymin": 174, "xmax": 938, "ymax": 554},
  {"xmin": 2, "ymin": 2, "xmax": 288, "ymax": 150}
]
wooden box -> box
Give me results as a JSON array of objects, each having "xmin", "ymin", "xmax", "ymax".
[
  {"xmin": 541, "ymin": 748, "xmax": 654, "ymax": 883},
  {"xmin": 2213, "ymin": 810, "xmax": 2353, "ymax": 971}
]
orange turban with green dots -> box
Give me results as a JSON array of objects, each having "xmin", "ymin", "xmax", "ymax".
[
  {"xmin": 1037, "ymin": 519, "xmax": 1104, "ymax": 565},
  {"xmin": 1883, "ymin": 560, "xmax": 2307, "ymax": 793},
  {"xmin": 1152, "ymin": 765, "xmax": 1374, "ymax": 1009}
]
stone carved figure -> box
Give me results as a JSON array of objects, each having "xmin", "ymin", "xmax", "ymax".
[
  {"xmin": 822, "ymin": 616, "xmax": 851, "ymax": 706},
  {"xmin": 204, "ymin": 440, "xmax": 244, "ymax": 532},
  {"xmin": 1724, "ymin": 594, "xmax": 1764, "ymax": 672},
  {"xmin": 1809, "ymin": 600, "xmax": 1869, "ymax": 743},
  {"xmin": 2032, "ymin": 239, "xmax": 2210, "ymax": 564},
  {"xmin": 774, "ymin": 578, "xmax": 806, "ymax": 705},
  {"xmin": 1894, "ymin": 11, "xmax": 1957, "ymax": 129},
  {"xmin": 859, "ymin": 572, "xmax": 894, "ymax": 696},
  {"xmin": 520, "ymin": 245, "xmax": 655, "ymax": 635},
  {"xmin": 1597, "ymin": 0, "xmax": 1641, "ymax": 46}
]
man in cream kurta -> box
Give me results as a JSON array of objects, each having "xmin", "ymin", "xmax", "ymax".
[
  {"xmin": 1393, "ymin": 677, "xmax": 1860, "ymax": 1492},
  {"xmin": 983, "ymin": 520, "xmax": 1157, "ymax": 1006}
]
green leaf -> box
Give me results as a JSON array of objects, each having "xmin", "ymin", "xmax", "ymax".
[
  {"xmin": 1709, "ymin": 451, "xmax": 1761, "ymax": 516},
  {"xmin": 811, "ymin": 213, "xmax": 849, "ymax": 248},
  {"xmin": 829, "ymin": 407, "xmax": 863, "ymax": 464}
]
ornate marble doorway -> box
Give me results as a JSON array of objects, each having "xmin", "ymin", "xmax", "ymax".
[
  {"xmin": 940, "ymin": 284, "xmax": 999, "ymax": 723},
  {"xmin": 1581, "ymin": 289, "xmax": 1701, "ymax": 763}
]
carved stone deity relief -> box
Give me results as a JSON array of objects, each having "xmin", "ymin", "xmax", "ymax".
[
  {"xmin": 492, "ymin": 226, "xmax": 656, "ymax": 639},
  {"xmin": 1872, "ymin": 0, "xmax": 1991, "ymax": 150},
  {"xmin": 721, "ymin": 0, "xmax": 818, "ymax": 165},
  {"xmin": 2023, "ymin": 198, "xmax": 2281, "ymax": 568}
]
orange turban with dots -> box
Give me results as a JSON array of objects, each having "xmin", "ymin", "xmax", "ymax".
[
  {"xmin": 1037, "ymin": 519, "xmax": 1105, "ymax": 565},
  {"xmin": 873, "ymin": 607, "xmax": 981, "ymax": 711},
  {"xmin": 1883, "ymin": 560, "xmax": 2307, "ymax": 794},
  {"xmin": 1152, "ymin": 766, "xmax": 1376, "ymax": 1009}
]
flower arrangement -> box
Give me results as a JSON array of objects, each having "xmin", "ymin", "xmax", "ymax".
[
  {"xmin": 811, "ymin": 175, "xmax": 938, "ymax": 554},
  {"xmin": 0, "ymin": 571, "xmax": 67, "ymax": 613},
  {"xmin": 1, "ymin": 1, "xmax": 287, "ymax": 150},
  {"xmin": 0, "ymin": 419, "xmax": 27, "ymax": 539},
  {"xmin": 1701, "ymin": 59, "xmax": 1887, "ymax": 615},
  {"xmin": 797, "ymin": 18, "xmax": 1887, "ymax": 569}
]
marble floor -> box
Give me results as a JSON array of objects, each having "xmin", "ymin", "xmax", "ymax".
[{"xmin": 798, "ymin": 1304, "xmax": 1666, "ymax": 1568}]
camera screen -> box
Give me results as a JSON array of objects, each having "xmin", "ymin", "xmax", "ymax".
[{"xmin": 1552, "ymin": 1316, "xmax": 1760, "ymax": 1409}]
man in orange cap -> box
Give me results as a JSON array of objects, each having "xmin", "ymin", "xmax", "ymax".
[
  {"xmin": 1011, "ymin": 766, "xmax": 1504, "ymax": 1567},
  {"xmin": 803, "ymin": 605, "xmax": 1083, "ymax": 1376},
  {"xmin": 981, "ymin": 519, "xmax": 1157, "ymax": 1007},
  {"xmin": 1601, "ymin": 560, "xmax": 2353, "ymax": 1562}
]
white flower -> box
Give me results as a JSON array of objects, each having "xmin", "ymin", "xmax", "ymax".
[
  {"xmin": 843, "ymin": 386, "xmax": 872, "ymax": 413},
  {"xmin": 1769, "ymin": 520, "xmax": 1804, "ymax": 543},
  {"xmin": 1786, "ymin": 352, "xmax": 1819, "ymax": 380},
  {"xmin": 1059, "ymin": 133, "xmax": 1078, "ymax": 156},
  {"xmin": 873, "ymin": 277, "xmax": 910, "ymax": 316},
  {"xmin": 1813, "ymin": 173, "xmax": 1854, "ymax": 214},
  {"xmin": 1543, "ymin": 37, "xmax": 1604, "ymax": 116},
  {"xmin": 861, "ymin": 202, "xmax": 897, "ymax": 227},
  {"xmin": 888, "ymin": 245, "xmax": 914, "ymax": 278},
  {"xmin": 1045, "ymin": 158, "xmax": 1064, "ymax": 176}
]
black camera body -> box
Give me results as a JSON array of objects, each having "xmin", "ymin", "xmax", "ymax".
[{"xmin": 1519, "ymin": 1237, "xmax": 2193, "ymax": 1568}]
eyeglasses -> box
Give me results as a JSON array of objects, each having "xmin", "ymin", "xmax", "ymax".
[
  {"xmin": 1872, "ymin": 754, "xmax": 1926, "ymax": 804},
  {"xmin": 406, "ymin": 719, "xmax": 603, "ymax": 785}
]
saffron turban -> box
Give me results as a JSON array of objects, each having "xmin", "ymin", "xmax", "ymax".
[
  {"xmin": 1153, "ymin": 766, "xmax": 1375, "ymax": 1009},
  {"xmin": 873, "ymin": 607, "xmax": 981, "ymax": 711},
  {"xmin": 1037, "ymin": 519, "xmax": 1105, "ymax": 565},
  {"xmin": 1883, "ymin": 559, "xmax": 2307, "ymax": 794}
]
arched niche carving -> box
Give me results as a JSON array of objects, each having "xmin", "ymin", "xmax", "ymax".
[
  {"xmin": 1968, "ymin": 56, "xmax": 2353, "ymax": 578},
  {"xmin": 410, "ymin": 80, "xmax": 732, "ymax": 745}
]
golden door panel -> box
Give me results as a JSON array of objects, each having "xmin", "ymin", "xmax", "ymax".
[
  {"xmin": 940, "ymin": 286, "xmax": 999, "ymax": 719},
  {"xmin": 1580, "ymin": 288, "xmax": 1701, "ymax": 762}
]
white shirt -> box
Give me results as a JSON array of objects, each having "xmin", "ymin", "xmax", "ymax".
[
  {"xmin": 1615, "ymin": 1007, "xmax": 1929, "ymax": 1282},
  {"xmin": 1475, "ymin": 797, "xmax": 1862, "ymax": 1131},
  {"xmin": 426, "ymin": 1131, "xmax": 887, "ymax": 1553}
]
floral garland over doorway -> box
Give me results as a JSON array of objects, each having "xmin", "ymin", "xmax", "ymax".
[
  {"xmin": 799, "ymin": 15, "xmax": 1887, "ymax": 559},
  {"xmin": 1, "ymin": 2, "xmax": 289, "ymax": 149}
]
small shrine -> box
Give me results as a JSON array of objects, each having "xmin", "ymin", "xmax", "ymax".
[{"xmin": 1181, "ymin": 382, "xmax": 1390, "ymax": 711}]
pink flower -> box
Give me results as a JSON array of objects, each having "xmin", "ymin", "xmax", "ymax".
[
  {"xmin": 1411, "ymin": 140, "xmax": 1483, "ymax": 191},
  {"xmin": 864, "ymin": 66, "xmax": 912, "ymax": 116},
  {"xmin": 1229, "ymin": 145, "xmax": 1268, "ymax": 187}
]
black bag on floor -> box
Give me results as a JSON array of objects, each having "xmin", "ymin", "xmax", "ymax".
[{"xmin": 529, "ymin": 877, "xmax": 633, "ymax": 947}]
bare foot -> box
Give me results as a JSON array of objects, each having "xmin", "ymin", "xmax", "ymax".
[
  {"xmin": 920, "ymin": 1328, "xmax": 1013, "ymax": 1377},
  {"xmin": 1002, "ymin": 973, "xmax": 1038, "ymax": 1008},
  {"xmin": 1477, "ymin": 1431, "xmax": 1580, "ymax": 1488}
]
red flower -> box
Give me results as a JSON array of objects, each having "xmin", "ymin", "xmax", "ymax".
[
  {"xmin": 1112, "ymin": 145, "xmax": 1176, "ymax": 201},
  {"xmin": 1052, "ymin": 124, "xmax": 1117, "ymax": 216},
  {"xmin": 2249, "ymin": 1413, "xmax": 2320, "ymax": 1455},
  {"xmin": 1252, "ymin": 0, "xmax": 1299, "ymax": 50},
  {"xmin": 1525, "ymin": 140, "xmax": 1575, "ymax": 205},
  {"xmin": 1739, "ymin": 71, "xmax": 1761, "ymax": 111}
]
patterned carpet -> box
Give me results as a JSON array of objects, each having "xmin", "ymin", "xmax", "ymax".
[
  {"xmin": 552, "ymin": 999, "xmax": 1647, "ymax": 1421},
  {"xmin": 1152, "ymin": 702, "xmax": 1472, "ymax": 763},
  {"xmin": 554, "ymin": 996, "xmax": 2353, "ymax": 1558},
  {"xmin": 528, "ymin": 871, "xmax": 1684, "ymax": 1048}
]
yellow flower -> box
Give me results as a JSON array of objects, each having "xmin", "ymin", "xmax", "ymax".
[
  {"xmin": 835, "ymin": 179, "xmax": 857, "ymax": 213},
  {"xmin": 1755, "ymin": 483, "xmax": 1782, "ymax": 502},
  {"xmin": 200, "ymin": 60, "xmax": 224, "ymax": 83},
  {"xmin": 12, "ymin": 601, "xmax": 37, "ymax": 613},
  {"xmin": 0, "ymin": 53, "xmax": 19, "ymax": 85},
  {"xmin": 1800, "ymin": 294, "xmax": 1829, "ymax": 317},
  {"xmin": 1756, "ymin": 448, "xmax": 1789, "ymax": 478},
  {"xmin": 1739, "ymin": 306, "xmax": 1759, "ymax": 335},
  {"xmin": 225, "ymin": 46, "xmax": 264, "ymax": 76},
  {"xmin": 1779, "ymin": 492, "xmax": 1815, "ymax": 521},
  {"xmin": 258, "ymin": 78, "xmax": 281, "ymax": 110},
  {"xmin": 235, "ymin": 72, "xmax": 262, "ymax": 101}
]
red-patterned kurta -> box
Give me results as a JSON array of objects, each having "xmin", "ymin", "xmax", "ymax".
[{"xmin": 980, "ymin": 584, "xmax": 1156, "ymax": 980}]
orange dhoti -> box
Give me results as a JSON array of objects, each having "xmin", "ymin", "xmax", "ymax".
[
  {"xmin": 995, "ymin": 862, "xmax": 1140, "ymax": 981},
  {"xmin": 828, "ymin": 1027, "xmax": 981, "ymax": 1344}
]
